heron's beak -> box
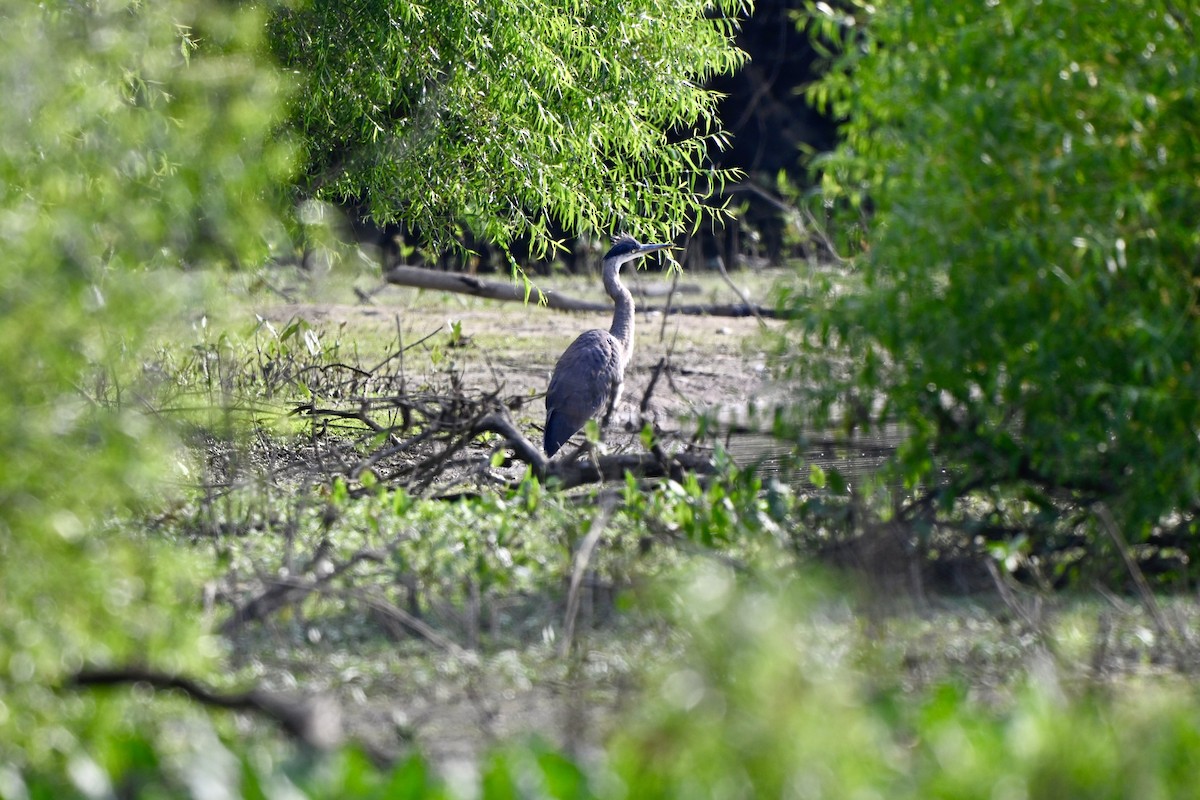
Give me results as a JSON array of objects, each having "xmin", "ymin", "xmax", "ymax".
[{"xmin": 641, "ymin": 243, "xmax": 673, "ymax": 254}]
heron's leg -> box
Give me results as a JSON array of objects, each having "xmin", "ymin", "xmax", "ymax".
[
  {"xmin": 599, "ymin": 376, "xmax": 624, "ymax": 438},
  {"xmin": 561, "ymin": 434, "xmax": 602, "ymax": 468}
]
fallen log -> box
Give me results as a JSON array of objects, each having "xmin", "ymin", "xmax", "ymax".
[
  {"xmin": 545, "ymin": 449, "xmax": 715, "ymax": 490},
  {"xmin": 470, "ymin": 411, "xmax": 715, "ymax": 490},
  {"xmin": 385, "ymin": 265, "xmax": 608, "ymax": 311},
  {"xmin": 382, "ymin": 265, "xmax": 794, "ymax": 319}
]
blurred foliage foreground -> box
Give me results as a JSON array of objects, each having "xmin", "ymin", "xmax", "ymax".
[{"xmin": 5, "ymin": 1, "xmax": 1200, "ymax": 799}]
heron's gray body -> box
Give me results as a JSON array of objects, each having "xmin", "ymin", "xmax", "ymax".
[
  {"xmin": 544, "ymin": 235, "xmax": 670, "ymax": 457},
  {"xmin": 545, "ymin": 329, "xmax": 627, "ymax": 457}
]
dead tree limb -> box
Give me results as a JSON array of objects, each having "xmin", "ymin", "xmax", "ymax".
[
  {"xmin": 294, "ymin": 384, "xmax": 717, "ymax": 496},
  {"xmin": 468, "ymin": 408, "xmax": 713, "ymax": 490},
  {"xmin": 70, "ymin": 668, "xmax": 346, "ymax": 752},
  {"xmin": 472, "ymin": 412, "xmax": 549, "ymax": 477},
  {"xmin": 383, "ymin": 265, "xmax": 793, "ymax": 319},
  {"xmin": 650, "ymin": 301, "xmax": 792, "ymax": 319}
]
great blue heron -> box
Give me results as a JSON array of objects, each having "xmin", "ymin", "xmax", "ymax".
[{"xmin": 544, "ymin": 234, "xmax": 672, "ymax": 457}]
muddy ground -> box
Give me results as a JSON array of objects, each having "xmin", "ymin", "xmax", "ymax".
[{"xmin": 256, "ymin": 271, "xmax": 791, "ymax": 446}]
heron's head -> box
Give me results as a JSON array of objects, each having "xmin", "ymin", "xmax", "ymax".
[{"xmin": 604, "ymin": 233, "xmax": 673, "ymax": 267}]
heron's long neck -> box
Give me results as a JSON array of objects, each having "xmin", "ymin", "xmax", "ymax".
[{"xmin": 603, "ymin": 258, "xmax": 634, "ymax": 359}]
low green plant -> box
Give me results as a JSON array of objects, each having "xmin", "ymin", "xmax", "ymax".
[{"xmin": 619, "ymin": 451, "xmax": 791, "ymax": 552}]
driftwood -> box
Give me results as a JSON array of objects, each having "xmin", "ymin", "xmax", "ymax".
[{"xmin": 383, "ymin": 265, "xmax": 793, "ymax": 319}]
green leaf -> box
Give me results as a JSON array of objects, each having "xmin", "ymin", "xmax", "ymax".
[
  {"xmin": 809, "ymin": 463, "xmax": 827, "ymax": 489},
  {"xmin": 535, "ymin": 748, "xmax": 592, "ymax": 799},
  {"xmin": 639, "ymin": 423, "xmax": 657, "ymax": 451},
  {"xmin": 382, "ymin": 754, "xmax": 439, "ymax": 799},
  {"xmin": 270, "ymin": 0, "xmax": 748, "ymax": 255}
]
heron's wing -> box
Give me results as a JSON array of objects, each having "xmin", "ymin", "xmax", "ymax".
[{"xmin": 544, "ymin": 330, "xmax": 622, "ymax": 455}]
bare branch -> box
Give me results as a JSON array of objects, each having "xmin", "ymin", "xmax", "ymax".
[
  {"xmin": 70, "ymin": 668, "xmax": 345, "ymax": 752},
  {"xmin": 561, "ymin": 495, "xmax": 617, "ymax": 656},
  {"xmin": 1095, "ymin": 502, "xmax": 1183, "ymax": 661}
]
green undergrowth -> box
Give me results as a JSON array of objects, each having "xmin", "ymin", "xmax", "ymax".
[
  {"xmin": 15, "ymin": 557, "xmax": 1200, "ymax": 799},
  {"xmin": 81, "ymin": 307, "xmax": 1200, "ymax": 797}
]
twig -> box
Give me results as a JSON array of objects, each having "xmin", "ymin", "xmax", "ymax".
[
  {"xmin": 712, "ymin": 252, "xmax": 768, "ymax": 329},
  {"xmin": 800, "ymin": 204, "xmax": 854, "ymax": 265},
  {"xmin": 366, "ymin": 320, "xmax": 441, "ymax": 375},
  {"xmin": 659, "ymin": 232, "xmax": 693, "ymax": 343},
  {"xmin": 1094, "ymin": 502, "xmax": 1182, "ymax": 660},
  {"xmin": 345, "ymin": 586, "xmax": 466, "ymax": 655},
  {"xmin": 291, "ymin": 403, "xmax": 387, "ymax": 434},
  {"xmin": 639, "ymin": 357, "xmax": 675, "ymax": 467},
  {"xmin": 561, "ymin": 495, "xmax": 618, "ymax": 656},
  {"xmin": 984, "ymin": 559, "xmax": 1045, "ymax": 634}
]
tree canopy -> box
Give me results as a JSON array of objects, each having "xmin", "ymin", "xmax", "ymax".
[
  {"xmin": 797, "ymin": 0, "xmax": 1200, "ymax": 543},
  {"xmin": 269, "ymin": 0, "xmax": 750, "ymax": 256}
]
